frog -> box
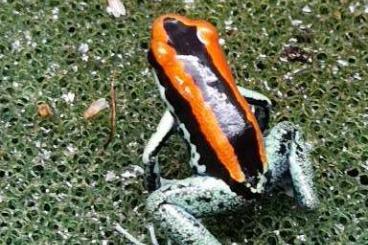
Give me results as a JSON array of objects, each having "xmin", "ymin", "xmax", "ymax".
[{"xmin": 143, "ymin": 14, "xmax": 319, "ymax": 245}]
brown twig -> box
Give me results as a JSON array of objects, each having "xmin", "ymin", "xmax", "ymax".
[
  {"xmin": 114, "ymin": 223, "xmax": 146, "ymax": 245},
  {"xmin": 104, "ymin": 71, "xmax": 117, "ymax": 148}
]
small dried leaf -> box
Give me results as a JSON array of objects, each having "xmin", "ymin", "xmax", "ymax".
[
  {"xmin": 84, "ymin": 98, "xmax": 109, "ymax": 120},
  {"xmin": 281, "ymin": 46, "xmax": 312, "ymax": 63},
  {"xmin": 333, "ymin": 10, "xmax": 342, "ymax": 20},
  {"xmin": 37, "ymin": 103, "xmax": 54, "ymax": 118},
  {"xmin": 106, "ymin": 0, "xmax": 126, "ymax": 18}
]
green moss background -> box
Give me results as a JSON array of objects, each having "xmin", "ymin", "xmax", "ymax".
[{"xmin": 0, "ymin": 0, "xmax": 367, "ymax": 244}]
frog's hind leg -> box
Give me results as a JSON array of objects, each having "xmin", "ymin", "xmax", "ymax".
[
  {"xmin": 146, "ymin": 176, "xmax": 246, "ymax": 245},
  {"xmin": 264, "ymin": 121, "xmax": 319, "ymax": 209}
]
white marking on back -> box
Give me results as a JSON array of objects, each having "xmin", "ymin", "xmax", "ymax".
[
  {"xmin": 177, "ymin": 55, "xmax": 246, "ymax": 138},
  {"xmin": 176, "ymin": 55, "xmax": 217, "ymax": 84}
]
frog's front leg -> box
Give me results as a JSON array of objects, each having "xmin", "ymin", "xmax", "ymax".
[
  {"xmin": 264, "ymin": 121, "xmax": 319, "ymax": 209},
  {"xmin": 143, "ymin": 109, "xmax": 176, "ymax": 192},
  {"xmin": 237, "ymin": 86, "xmax": 272, "ymax": 131},
  {"xmin": 147, "ymin": 176, "xmax": 246, "ymax": 245}
]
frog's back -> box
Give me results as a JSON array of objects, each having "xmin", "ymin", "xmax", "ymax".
[{"xmin": 148, "ymin": 14, "xmax": 267, "ymax": 193}]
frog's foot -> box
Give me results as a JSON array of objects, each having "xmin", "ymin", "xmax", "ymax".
[
  {"xmin": 146, "ymin": 176, "xmax": 246, "ymax": 245},
  {"xmin": 264, "ymin": 121, "xmax": 319, "ymax": 209}
]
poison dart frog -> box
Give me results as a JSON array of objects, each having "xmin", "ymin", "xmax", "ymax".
[{"xmin": 143, "ymin": 14, "xmax": 319, "ymax": 245}]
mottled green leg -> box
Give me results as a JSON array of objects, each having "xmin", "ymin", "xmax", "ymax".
[
  {"xmin": 146, "ymin": 176, "xmax": 246, "ymax": 245},
  {"xmin": 264, "ymin": 121, "xmax": 319, "ymax": 209}
]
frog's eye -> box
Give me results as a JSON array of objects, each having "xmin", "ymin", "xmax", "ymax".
[{"xmin": 196, "ymin": 23, "xmax": 218, "ymax": 45}]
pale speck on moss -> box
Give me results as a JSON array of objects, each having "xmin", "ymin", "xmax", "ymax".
[
  {"xmin": 183, "ymin": 0, "xmax": 195, "ymax": 8},
  {"xmin": 297, "ymin": 234, "xmax": 306, "ymax": 242},
  {"xmin": 219, "ymin": 38, "xmax": 225, "ymax": 46},
  {"xmin": 337, "ymin": 59, "xmax": 349, "ymax": 67},
  {"xmin": 11, "ymin": 39, "xmax": 21, "ymax": 51},
  {"xmin": 78, "ymin": 43, "xmax": 89, "ymax": 54},
  {"xmin": 106, "ymin": 0, "xmax": 127, "ymax": 18},
  {"xmin": 62, "ymin": 92, "xmax": 75, "ymax": 103},
  {"xmin": 302, "ymin": 5, "xmax": 312, "ymax": 14},
  {"xmin": 105, "ymin": 171, "xmax": 117, "ymax": 182},
  {"xmin": 52, "ymin": 7, "xmax": 59, "ymax": 20},
  {"xmin": 348, "ymin": 2, "xmax": 360, "ymax": 13},
  {"xmin": 65, "ymin": 144, "xmax": 78, "ymax": 157},
  {"xmin": 290, "ymin": 19, "xmax": 303, "ymax": 27}
]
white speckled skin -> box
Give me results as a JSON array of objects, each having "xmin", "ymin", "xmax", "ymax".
[
  {"xmin": 264, "ymin": 121, "xmax": 319, "ymax": 209},
  {"xmin": 146, "ymin": 176, "xmax": 246, "ymax": 245}
]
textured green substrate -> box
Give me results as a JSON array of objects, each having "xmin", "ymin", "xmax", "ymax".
[{"xmin": 0, "ymin": 0, "xmax": 367, "ymax": 244}]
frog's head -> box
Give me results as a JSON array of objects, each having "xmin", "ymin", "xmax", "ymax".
[
  {"xmin": 152, "ymin": 14, "xmax": 218, "ymax": 43},
  {"xmin": 149, "ymin": 14, "xmax": 219, "ymax": 63}
]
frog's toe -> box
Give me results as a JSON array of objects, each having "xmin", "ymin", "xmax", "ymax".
[{"xmin": 295, "ymin": 187, "xmax": 320, "ymax": 210}]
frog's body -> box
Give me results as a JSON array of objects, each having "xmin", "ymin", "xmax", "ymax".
[{"xmin": 143, "ymin": 14, "xmax": 319, "ymax": 244}]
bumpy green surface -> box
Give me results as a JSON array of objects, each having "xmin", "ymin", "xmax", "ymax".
[{"xmin": 0, "ymin": 0, "xmax": 367, "ymax": 244}]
